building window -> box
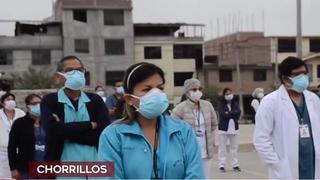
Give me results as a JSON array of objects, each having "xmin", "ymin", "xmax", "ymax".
[
  {"xmin": 75, "ymin": 39, "xmax": 89, "ymax": 53},
  {"xmin": 32, "ymin": 50, "xmax": 51, "ymax": 65},
  {"xmin": 144, "ymin": 47, "xmax": 162, "ymax": 59},
  {"xmin": 204, "ymin": 55, "xmax": 218, "ymax": 64},
  {"xmin": 253, "ymin": 69, "xmax": 267, "ymax": 81},
  {"xmin": 0, "ymin": 50, "xmax": 13, "ymax": 65},
  {"xmin": 173, "ymin": 44, "xmax": 203, "ymax": 69},
  {"xmin": 73, "ymin": 9, "xmax": 87, "ymax": 23},
  {"xmin": 105, "ymin": 39, "xmax": 125, "ymax": 55},
  {"xmin": 105, "ymin": 71, "xmax": 125, "ymax": 85},
  {"xmin": 85, "ymin": 71, "xmax": 90, "ymax": 86},
  {"xmin": 104, "ymin": 10, "xmax": 124, "ymax": 25},
  {"xmin": 219, "ymin": 70, "xmax": 232, "ymax": 82},
  {"xmin": 278, "ymin": 39, "xmax": 296, "ymax": 52},
  {"xmin": 174, "ymin": 72, "xmax": 193, "ymax": 86},
  {"xmin": 310, "ymin": 39, "xmax": 320, "ymax": 52}
]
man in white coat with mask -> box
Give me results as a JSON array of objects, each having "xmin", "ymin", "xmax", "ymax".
[{"xmin": 254, "ymin": 56, "xmax": 320, "ymax": 179}]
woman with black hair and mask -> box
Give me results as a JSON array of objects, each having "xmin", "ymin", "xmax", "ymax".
[
  {"xmin": 98, "ymin": 62, "xmax": 204, "ymax": 179},
  {"xmin": 0, "ymin": 93, "xmax": 25, "ymax": 179},
  {"xmin": 217, "ymin": 88, "xmax": 241, "ymax": 173},
  {"xmin": 8, "ymin": 94, "xmax": 44, "ymax": 179}
]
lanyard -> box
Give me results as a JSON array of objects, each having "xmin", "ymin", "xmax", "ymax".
[
  {"xmin": 194, "ymin": 109, "xmax": 201, "ymax": 129},
  {"xmin": 291, "ymin": 97, "xmax": 305, "ymax": 124},
  {"xmin": 153, "ymin": 121, "xmax": 160, "ymax": 179}
]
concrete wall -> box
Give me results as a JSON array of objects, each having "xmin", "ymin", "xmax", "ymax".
[
  {"xmin": 134, "ymin": 39, "xmax": 196, "ymax": 105},
  {"xmin": 204, "ymin": 68, "xmax": 275, "ymax": 95},
  {"xmin": 62, "ymin": 9, "xmax": 134, "ymax": 86},
  {"xmin": 305, "ymin": 57, "xmax": 320, "ymax": 88},
  {"xmin": 205, "ymin": 32, "xmax": 271, "ymax": 66},
  {"xmin": 270, "ymin": 37, "xmax": 317, "ymax": 63}
]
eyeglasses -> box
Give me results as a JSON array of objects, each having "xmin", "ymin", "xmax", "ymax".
[
  {"xmin": 29, "ymin": 102, "xmax": 40, "ymax": 106},
  {"xmin": 190, "ymin": 87, "xmax": 203, "ymax": 92},
  {"xmin": 290, "ymin": 71, "xmax": 308, "ymax": 77},
  {"xmin": 63, "ymin": 67, "xmax": 86, "ymax": 73}
]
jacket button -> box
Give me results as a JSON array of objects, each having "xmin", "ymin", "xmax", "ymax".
[{"xmin": 144, "ymin": 148, "xmax": 147, "ymax": 153}]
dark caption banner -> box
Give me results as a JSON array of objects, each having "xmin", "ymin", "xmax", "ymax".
[{"xmin": 29, "ymin": 162, "xmax": 114, "ymax": 178}]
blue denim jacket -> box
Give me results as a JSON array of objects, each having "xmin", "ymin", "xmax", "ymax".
[{"xmin": 98, "ymin": 115, "xmax": 204, "ymax": 179}]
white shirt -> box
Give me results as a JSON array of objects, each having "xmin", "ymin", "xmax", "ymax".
[
  {"xmin": 194, "ymin": 109, "xmax": 207, "ymax": 158},
  {"xmin": 251, "ymin": 99, "xmax": 260, "ymax": 112},
  {"xmin": 0, "ymin": 108, "xmax": 25, "ymax": 148}
]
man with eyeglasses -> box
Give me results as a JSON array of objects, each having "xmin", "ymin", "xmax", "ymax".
[
  {"xmin": 254, "ymin": 56, "xmax": 320, "ymax": 179},
  {"xmin": 40, "ymin": 56, "xmax": 110, "ymax": 166}
]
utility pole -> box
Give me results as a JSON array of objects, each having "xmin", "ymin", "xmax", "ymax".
[
  {"xmin": 296, "ymin": 0, "xmax": 303, "ymax": 58},
  {"xmin": 235, "ymin": 43, "xmax": 244, "ymax": 118}
]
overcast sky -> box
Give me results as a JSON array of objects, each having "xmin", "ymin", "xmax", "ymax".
[{"xmin": 0, "ymin": 0, "xmax": 319, "ymax": 39}]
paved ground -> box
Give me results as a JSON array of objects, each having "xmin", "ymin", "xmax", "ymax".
[
  {"xmin": 209, "ymin": 151, "xmax": 268, "ymax": 179},
  {"xmin": 208, "ymin": 124, "xmax": 268, "ymax": 179}
]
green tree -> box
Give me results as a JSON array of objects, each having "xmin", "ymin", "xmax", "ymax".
[
  {"xmin": 9, "ymin": 66, "xmax": 56, "ymax": 89},
  {"xmin": 203, "ymin": 85, "xmax": 221, "ymax": 109}
]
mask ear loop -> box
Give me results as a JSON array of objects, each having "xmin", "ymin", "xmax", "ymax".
[{"xmin": 128, "ymin": 94, "xmax": 140, "ymax": 112}]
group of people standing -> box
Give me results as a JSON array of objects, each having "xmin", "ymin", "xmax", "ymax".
[{"xmin": 0, "ymin": 55, "xmax": 318, "ymax": 179}]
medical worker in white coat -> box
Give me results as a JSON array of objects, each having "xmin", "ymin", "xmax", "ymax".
[{"xmin": 253, "ymin": 56, "xmax": 320, "ymax": 179}]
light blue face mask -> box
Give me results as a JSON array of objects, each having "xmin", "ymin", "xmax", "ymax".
[
  {"xmin": 131, "ymin": 88, "xmax": 169, "ymax": 119},
  {"xmin": 59, "ymin": 70, "xmax": 86, "ymax": 90},
  {"xmin": 289, "ymin": 74, "xmax": 309, "ymax": 93},
  {"xmin": 225, "ymin": 94, "xmax": 234, "ymax": 101},
  {"xmin": 30, "ymin": 104, "xmax": 41, "ymax": 117}
]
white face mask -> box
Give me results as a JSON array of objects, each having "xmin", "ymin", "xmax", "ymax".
[
  {"xmin": 189, "ymin": 90, "xmax": 203, "ymax": 102},
  {"xmin": 4, "ymin": 100, "xmax": 16, "ymax": 111},
  {"xmin": 116, "ymin": 86, "xmax": 124, "ymax": 94},
  {"xmin": 256, "ymin": 92, "xmax": 264, "ymax": 99},
  {"xmin": 96, "ymin": 90, "xmax": 105, "ymax": 97}
]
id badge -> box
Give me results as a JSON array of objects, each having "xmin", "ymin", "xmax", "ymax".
[
  {"xmin": 299, "ymin": 124, "xmax": 310, "ymax": 138},
  {"xmin": 195, "ymin": 130, "xmax": 204, "ymax": 137}
]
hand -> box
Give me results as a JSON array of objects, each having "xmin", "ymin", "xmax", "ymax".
[
  {"xmin": 11, "ymin": 169, "xmax": 20, "ymax": 179},
  {"xmin": 91, "ymin": 122, "xmax": 98, "ymax": 129},
  {"xmin": 52, "ymin": 113, "xmax": 60, "ymax": 122}
]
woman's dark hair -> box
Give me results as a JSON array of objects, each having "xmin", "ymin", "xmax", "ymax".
[
  {"xmin": 123, "ymin": 62, "xmax": 165, "ymax": 93},
  {"xmin": 222, "ymin": 88, "xmax": 232, "ymax": 96},
  {"xmin": 278, "ymin": 56, "xmax": 308, "ymax": 83},
  {"xmin": 1, "ymin": 93, "xmax": 15, "ymax": 103},
  {"xmin": 25, "ymin": 94, "xmax": 42, "ymax": 106},
  {"xmin": 94, "ymin": 85, "xmax": 104, "ymax": 91},
  {"xmin": 119, "ymin": 62, "xmax": 165, "ymax": 123}
]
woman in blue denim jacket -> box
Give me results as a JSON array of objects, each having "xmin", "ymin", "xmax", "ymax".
[{"xmin": 98, "ymin": 62, "xmax": 204, "ymax": 179}]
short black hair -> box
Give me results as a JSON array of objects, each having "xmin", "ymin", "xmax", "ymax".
[
  {"xmin": 25, "ymin": 94, "xmax": 42, "ymax": 106},
  {"xmin": 222, "ymin": 88, "xmax": 232, "ymax": 96},
  {"xmin": 94, "ymin": 85, "xmax": 104, "ymax": 91},
  {"xmin": 278, "ymin": 56, "xmax": 308, "ymax": 83},
  {"xmin": 57, "ymin": 55, "xmax": 84, "ymax": 72},
  {"xmin": 113, "ymin": 80, "xmax": 123, "ymax": 86},
  {"xmin": 123, "ymin": 62, "xmax": 165, "ymax": 93},
  {"xmin": 1, "ymin": 93, "xmax": 15, "ymax": 103}
]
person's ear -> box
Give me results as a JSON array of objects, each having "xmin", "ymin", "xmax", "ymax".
[
  {"xmin": 124, "ymin": 94, "xmax": 134, "ymax": 106},
  {"xmin": 54, "ymin": 72, "xmax": 65, "ymax": 85},
  {"xmin": 124, "ymin": 94, "xmax": 140, "ymax": 108}
]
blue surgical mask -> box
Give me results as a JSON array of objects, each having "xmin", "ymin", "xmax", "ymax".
[
  {"xmin": 289, "ymin": 74, "xmax": 309, "ymax": 93},
  {"xmin": 225, "ymin": 94, "xmax": 234, "ymax": 101},
  {"xmin": 29, "ymin": 104, "xmax": 41, "ymax": 117},
  {"xmin": 59, "ymin": 70, "xmax": 86, "ymax": 90},
  {"xmin": 131, "ymin": 88, "xmax": 169, "ymax": 119}
]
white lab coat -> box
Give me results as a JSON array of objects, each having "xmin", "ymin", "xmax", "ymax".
[
  {"xmin": 0, "ymin": 108, "xmax": 25, "ymax": 178},
  {"xmin": 253, "ymin": 85, "xmax": 320, "ymax": 179}
]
